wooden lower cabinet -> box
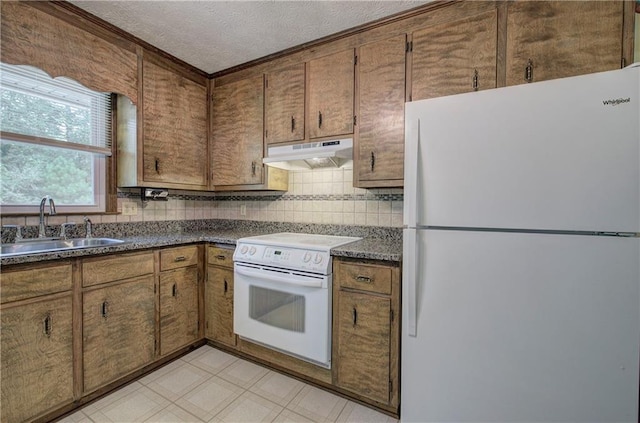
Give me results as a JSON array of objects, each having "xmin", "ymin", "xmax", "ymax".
[
  {"xmin": 160, "ymin": 266, "xmax": 200, "ymax": 355},
  {"xmin": 333, "ymin": 258, "xmax": 400, "ymax": 411},
  {"xmin": 1, "ymin": 294, "xmax": 74, "ymax": 422},
  {"xmin": 83, "ymin": 275, "xmax": 155, "ymax": 393},
  {"xmin": 205, "ymin": 245, "xmax": 237, "ymax": 347}
]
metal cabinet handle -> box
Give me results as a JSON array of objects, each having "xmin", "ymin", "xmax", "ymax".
[
  {"xmin": 43, "ymin": 314, "xmax": 52, "ymax": 337},
  {"xmin": 251, "ymin": 161, "xmax": 256, "ymax": 176},
  {"xmin": 223, "ymin": 279, "xmax": 228, "ymax": 294},
  {"xmin": 370, "ymin": 152, "xmax": 375, "ymax": 172},
  {"xmin": 355, "ymin": 275, "xmax": 373, "ymax": 284},
  {"xmin": 155, "ymin": 159, "xmax": 160, "ymax": 174},
  {"xmin": 472, "ymin": 69, "xmax": 479, "ymax": 91},
  {"xmin": 172, "ymin": 283, "xmax": 177, "ymax": 297},
  {"xmin": 174, "ymin": 256, "xmax": 186, "ymax": 262},
  {"xmin": 101, "ymin": 301, "xmax": 109, "ymax": 319},
  {"xmin": 352, "ymin": 307, "xmax": 358, "ymax": 326},
  {"xmin": 216, "ymin": 255, "xmax": 226, "ymax": 261},
  {"xmin": 291, "ymin": 116, "xmax": 295, "ymax": 132},
  {"xmin": 318, "ymin": 111, "xmax": 323, "ymax": 129},
  {"xmin": 525, "ymin": 59, "xmax": 533, "ymax": 83}
]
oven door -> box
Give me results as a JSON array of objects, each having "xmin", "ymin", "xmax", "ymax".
[{"xmin": 234, "ymin": 262, "xmax": 332, "ymax": 368}]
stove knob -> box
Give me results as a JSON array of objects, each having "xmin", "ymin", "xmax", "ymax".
[
  {"xmin": 303, "ymin": 252, "xmax": 312, "ymax": 263},
  {"xmin": 249, "ymin": 246, "xmax": 257, "ymax": 256},
  {"xmin": 240, "ymin": 246, "xmax": 248, "ymax": 254},
  {"xmin": 314, "ymin": 253, "xmax": 323, "ymax": 264}
]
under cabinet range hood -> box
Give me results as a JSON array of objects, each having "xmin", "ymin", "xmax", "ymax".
[{"xmin": 263, "ymin": 138, "xmax": 353, "ymax": 170}]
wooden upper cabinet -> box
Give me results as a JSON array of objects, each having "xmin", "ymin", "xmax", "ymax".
[
  {"xmin": 265, "ymin": 63, "xmax": 306, "ymax": 145},
  {"xmin": 410, "ymin": 10, "xmax": 498, "ymax": 101},
  {"xmin": 506, "ymin": 1, "xmax": 625, "ymax": 86},
  {"xmin": 308, "ymin": 49, "xmax": 355, "ymax": 139},
  {"xmin": 1, "ymin": 1, "xmax": 137, "ymax": 103},
  {"xmin": 142, "ymin": 58, "xmax": 208, "ymax": 189},
  {"xmin": 211, "ymin": 75, "xmax": 265, "ymax": 187},
  {"xmin": 355, "ymin": 34, "xmax": 406, "ymax": 188}
]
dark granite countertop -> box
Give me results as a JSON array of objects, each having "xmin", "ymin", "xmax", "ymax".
[{"xmin": 0, "ymin": 220, "xmax": 402, "ymax": 266}]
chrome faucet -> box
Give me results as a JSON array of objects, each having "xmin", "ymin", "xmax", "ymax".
[
  {"xmin": 39, "ymin": 196, "xmax": 56, "ymax": 238},
  {"xmin": 83, "ymin": 216, "xmax": 93, "ymax": 239}
]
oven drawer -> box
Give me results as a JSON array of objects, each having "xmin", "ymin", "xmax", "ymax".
[
  {"xmin": 335, "ymin": 261, "xmax": 392, "ymax": 295},
  {"xmin": 208, "ymin": 246, "xmax": 234, "ymax": 268},
  {"xmin": 160, "ymin": 245, "xmax": 199, "ymax": 271}
]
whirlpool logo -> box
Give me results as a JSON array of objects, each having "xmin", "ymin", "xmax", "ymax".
[{"xmin": 602, "ymin": 97, "xmax": 631, "ymax": 106}]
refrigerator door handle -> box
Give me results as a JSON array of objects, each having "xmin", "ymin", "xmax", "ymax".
[
  {"xmin": 403, "ymin": 119, "xmax": 420, "ymax": 228},
  {"xmin": 403, "ymin": 228, "xmax": 418, "ymax": 337}
]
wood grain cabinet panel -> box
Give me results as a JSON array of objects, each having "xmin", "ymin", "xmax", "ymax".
[
  {"xmin": 308, "ymin": 49, "xmax": 355, "ymax": 139},
  {"xmin": 160, "ymin": 267, "xmax": 199, "ymax": 355},
  {"xmin": 211, "ymin": 75, "xmax": 265, "ymax": 187},
  {"xmin": 355, "ymin": 34, "xmax": 406, "ymax": 187},
  {"xmin": 1, "ymin": 262, "xmax": 72, "ymax": 303},
  {"xmin": 335, "ymin": 261, "xmax": 392, "ymax": 295},
  {"xmin": 82, "ymin": 251, "xmax": 154, "ymax": 287},
  {"xmin": 83, "ymin": 276, "xmax": 155, "ymax": 393},
  {"xmin": 265, "ymin": 63, "xmax": 306, "ymax": 145},
  {"xmin": 1, "ymin": 295, "xmax": 73, "ymax": 423},
  {"xmin": 505, "ymin": 1, "xmax": 624, "ymax": 86},
  {"xmin": 142, "ymin": 59, "xmax": 208, "ymax": 188},
  {"xmin": 208, "ymin": 246, "xmax": 234, "ymax": 268},
  {"xmin": 160, "ymin": 245, "xmax": 199, "ymax": 271},
  {"xmin": 0, "ymin": 1, "xmax": 138, "ymax": 103},
  {"xmin": 411, "ymin": 10, "xmax": 498, "ymax": 101},
  {"xmin": 205, "ymin": 265, "xmax": 236, "ymax": 347},
  {"xmin": 335, "ymin": 290, "xmax": 391, "ymax": 404}
]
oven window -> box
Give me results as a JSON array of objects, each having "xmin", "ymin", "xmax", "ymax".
[{"xmin": 249, "ymin": 285, "xmax": 305, "ymax": 333}]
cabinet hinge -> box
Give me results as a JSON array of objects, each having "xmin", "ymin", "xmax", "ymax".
[
  {"xmin": 390, "ymin": 309, "xmax": 394, "ymax": 322},
  {"xmin": 154, "ymin": 284, "xmax": 156, "ymax": 294},
  {"xmin": 265, "ymin": 129, "xmax": 268, "ymax": 138},
  {"xmin": 621, "ymin": 57, "xmax": 626, "ymax": 69},
  {"xmin": 406, "ymin": 41, "xmax": 413, "ymax": 53},
  {"xmin": 197, "ymin": 320, "xmax": 200, "ymax": 331},
  {"xmin": 154, "ymin": 339, "xmax": 158, "ymax": 354},
  {"xmin": 389, "ymin": 380, "xmax": 393, "ymax": 398},
  {"xmin": 354, "ymin": 55, "xmax": 358, "ymax": 66},
  {"xmin": 353, "ymin": 115, "xmax": 357, "ymax": 126}
]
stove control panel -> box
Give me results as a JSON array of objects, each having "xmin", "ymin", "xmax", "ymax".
[{"xmin": 233, "ymin": 242, "xmax": 331, "ymax": 274}]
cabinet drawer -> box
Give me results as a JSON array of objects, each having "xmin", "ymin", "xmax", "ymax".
[
  {"xmin": 1, "ymin": 262, "xmax": 73, "ymax": 303},
  {"xmin": 83, "ymin": 251, "xmax": 154, "ymax": 287},
  {"xmin": 208, "ymin": 246, "xmax": 234, "ymax": 268},
  {"xmin": 336, "ymin": 261, "xmax": 392, "ymax": 295},
  {"xmin": 160, "ymin": 245, "xmax": 199, "ymax": 271}
]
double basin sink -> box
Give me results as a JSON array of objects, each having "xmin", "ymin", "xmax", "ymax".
[{"xmin": 1, "ymin": 238, "xmax": 125, "ymax": 257}]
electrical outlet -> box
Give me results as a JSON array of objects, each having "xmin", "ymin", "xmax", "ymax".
[
  {"xmin": 240, "ymin": 204, "xmax": 247, "ymax": 216},
  {"xmin": 122, "ymin": 202, "xmax": 138, "ymax": 216}
]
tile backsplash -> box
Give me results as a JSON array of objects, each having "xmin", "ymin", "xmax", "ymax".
[{"xmin": 2, "ymin": 167, "xmax": 404, "ymax": 228}]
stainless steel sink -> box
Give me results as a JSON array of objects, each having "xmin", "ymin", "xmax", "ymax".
[{"xmin": 1, "ymin": 238, "xmax": 125, "ymax": 257}]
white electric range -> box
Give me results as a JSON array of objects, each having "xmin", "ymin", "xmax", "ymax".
[{"xmin": 233, "ymin": 232, "xmax": 361, "ymax": 368}]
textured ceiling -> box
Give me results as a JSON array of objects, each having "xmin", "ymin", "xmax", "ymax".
[{"xmin": 69, "ymin": 1, "xmax": 430, "ymax": 74}]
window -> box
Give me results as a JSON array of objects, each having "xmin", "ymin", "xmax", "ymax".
[{"xmin": 0, "ymin": 63, "xmax": 112, "ymax": 214}]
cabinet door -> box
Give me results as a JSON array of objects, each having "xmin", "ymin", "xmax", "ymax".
[
  {"xmin": 160, "ymin": 267, "xmax": 199, "ymax": 355},
  {"xmin": 83, "ymin": 276, "xmax": 155, "ymax": 393},
  {"xmin": 308, "ymin": 49, "xmax": 355, "ymax": 139},
  {"xmin": 211, "ymin": 75, "xmax": 264, "ymax": 187},
  {"xmin": 335, "ymin": 290, "xmax": 391, "ymax": 404},
  {"xmin": 265, "ymin": 63, "xmax": 305, "ymax": 145},
  {"xmin": 411, "ymin": 10, "xmax": 498, "ymax": 101},
  {"xmin": 506, "ymin": 1, "xmax": 624, "ymax": 86},
  {"xmin": 356, "ymin": 34, "xmax": 406, "ymax": 187},
  {"xmin": 1, "ymin": 295, "xmax": 73, "ymax": 422},
  {"xmin": 143, "ymin": 59, "xmax": 208, "ymax": 188},
  {"xmin": 205, "ymin": 266, "xmax": 236, "ymax": 347}
]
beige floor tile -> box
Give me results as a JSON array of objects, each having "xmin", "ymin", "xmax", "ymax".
[
  {"xmin": 175, "ymin": 376, "xmax": 244, "ymax": 421},
  {"xmin": 272, "ymin": 409, "xmax": 314, "ymax": 423},
  {"xmin": 56, "ymin": 409, "xmax": 93, "ymax": 423},
  {"xmin": 287, "ymin": 385, "xmax": 348, "ymax": 423},
  {"xmin": 139, "ymin": 358, "xmax": 190, "ymax": 385},
  {"xmin": 146, "ymin": 362, "xmax": 212, "ymax": 401},
  {"xmin": 187, "ymin": 345, "xmax": 239, "ymax": 374},
  {"xmin": 249, "ymin": 371, "xmax": 305, "ymax": 407},
  {"xmin": 144, "ymin": 403, "xmax": 204, "ymax": 422},
  {"xmin": 214, "ymin": 391, "xmax": 283, "ymax": 423},
  {"xmin": 85, "ymin": 385, "xmax": 171, "ymax": 422},
  {"xmin": 335, "ymin": 402, "xmax": 397, "ymax": 423},
  {"xmin": 217, "ymin": 359, "xmax": 269, "ymax": 389},
  {"xmin": 81, "ymin": 381, "xmax": 145, "ymax": 415}
]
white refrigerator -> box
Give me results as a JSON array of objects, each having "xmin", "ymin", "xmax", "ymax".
[{"xmin": 402, "ymin": 64, "xmax": 640, "ymax": 423}]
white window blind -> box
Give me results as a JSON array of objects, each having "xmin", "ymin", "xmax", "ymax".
[{"xmin": 0, "ymin": 62, "xmax": 112, "ymax": 156}]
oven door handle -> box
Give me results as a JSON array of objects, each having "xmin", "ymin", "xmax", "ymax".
[{"xmin": 235, "ymin": 265, "xmax": 324, "ymax": 288}]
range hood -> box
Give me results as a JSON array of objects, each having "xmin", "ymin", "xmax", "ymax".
[{"xmin": 263, "ymin": 138, "xmax": 353, "ymax": 170}]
